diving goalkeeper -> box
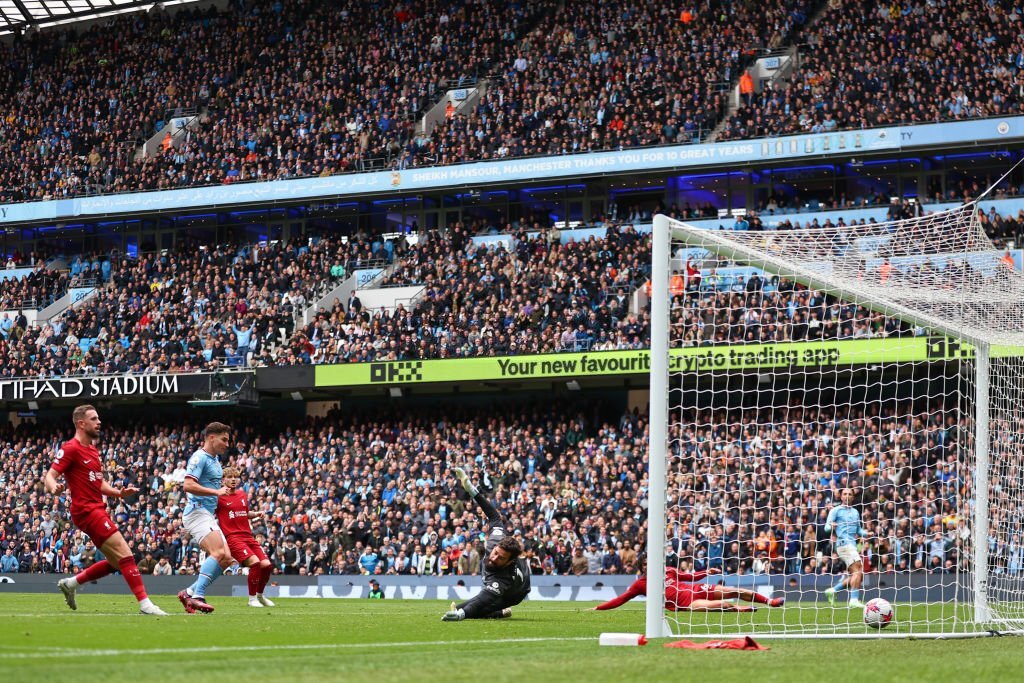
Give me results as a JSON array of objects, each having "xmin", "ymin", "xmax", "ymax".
[{"xmin": 442, "ymin": 467, "xmax": 531, "ymax": 621}]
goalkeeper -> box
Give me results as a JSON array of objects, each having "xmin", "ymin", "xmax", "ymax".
[{"xmin": 442, "ymin": 467, "xmax": 531, "ymax": 621}]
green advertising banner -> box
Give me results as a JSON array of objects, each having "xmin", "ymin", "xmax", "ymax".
[{"xmin": 314, "ymin": 337, "xmax": 981, "ymax": 388}]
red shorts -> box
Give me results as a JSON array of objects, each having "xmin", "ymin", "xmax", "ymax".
[
  {"xmin": 226, "ymin": 534, "xmax": 268, "ymax": 565},
  {"xmin": 667, "ymin": 584, "xmax": 718, "ymax": 610},
  {"xmin": 71, "ymin": 507, "xmax": 120, "ymax": 547}
]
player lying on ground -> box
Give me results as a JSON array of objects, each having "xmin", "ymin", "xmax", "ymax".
[
  {"xmin": 823, "ymin": 487, "xmax": 867, "ymax": 608},
  {"xmin": 592, "ymin": 564, "xmax": 784, "ymax": 612},
  {"xmin": 43, "ymin": 404, "xmax": 167, "ymax": 615},
  {"xmin": 218, "ymin": 467, "xmax": 275, "ymax": 608},
  {"xmin": 442, "ymin": 467, "xmax": 530, "ymax": 621}
]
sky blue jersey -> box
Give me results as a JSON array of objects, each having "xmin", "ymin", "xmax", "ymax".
[
  {"xmin": 824, "ymin": 505, "xmax": 864, "ymax": 548},
  {"xmin": 182, "ymin": 448, "xmax": 223, "ymax": 516}
]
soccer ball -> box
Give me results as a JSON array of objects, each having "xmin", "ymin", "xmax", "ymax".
[{"xmin": 863, "ymin": 598, "xmax": 894, "ymax": 629}]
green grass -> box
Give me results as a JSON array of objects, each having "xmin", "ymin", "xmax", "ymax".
[{"xmin": 1, "ymin": 594, "xmax": 1023, "ymax": 683}]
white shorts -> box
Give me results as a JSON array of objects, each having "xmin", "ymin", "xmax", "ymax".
[
  {"xmin": 183, "ymin": 509, "xmax": 223, "ymax": 546},
  {"xmin": 837, "ymin": 544, "xmax": 862, "ymax": 567}
]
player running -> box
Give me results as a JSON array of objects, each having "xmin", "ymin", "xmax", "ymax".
[
  {"xmin": 43, "ymin": 405, "xmax": 167, "ymax": 615},
  {"xmin": 217, "ymin": 466, "xmax": 274, "ymax": 608},
  {"xmin": 177, "ymin": 422, "xmax": 234, "ymax": 614},
  {"xmin": 592, "ymin": 564, "xmax": 784, "ymax": 612},
  {"xmin": 441, "ymin": 467, "xmax": 530, "ymax": 621},
  {"xmin": 823, "ymin": 487, "xmax": 867, "ymax": 608}
]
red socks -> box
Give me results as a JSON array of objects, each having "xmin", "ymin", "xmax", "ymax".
[
  {"xmin": 247, "ymin": 564, "xmax": 262, "ymax": 597},
  {"xmin": 75, "ymin": 559, "xmax": 114, "ymax": 584},
  {"xmin": 258, "ymin": 564, "xmax": 271, "ymax": 593},
  {"xmin": 247, "ymin": 564, "xmax": 272, "ymax": 595},
  {"xmin": 118, "ymin": 556, "xmax": 148, "ymax": 601},
  {"xmin": 751, "ymin": 593, "xmax": 770, "ymax": 604}
]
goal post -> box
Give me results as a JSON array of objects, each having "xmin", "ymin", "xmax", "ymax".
[{"xmin": 646, "ymin": 209, "xmax": 1024, "ymax": 638}]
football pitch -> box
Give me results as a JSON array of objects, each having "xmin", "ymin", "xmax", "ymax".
[{"xmin": 1, "ymin": 594, "xmax": 1023, "ymax": 683}]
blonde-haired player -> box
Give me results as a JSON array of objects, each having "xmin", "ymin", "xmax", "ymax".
[{"xmin": 217, "ymin": 466, "xmax": 274, "ymax": 607}]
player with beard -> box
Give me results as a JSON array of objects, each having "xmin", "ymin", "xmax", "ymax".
[
  {"xmin": 44, "ymin": 405, "xmax": 167, "ymax": 615},
  {"xmin": 441, "ymin": 467, "xmax": 530, "ymax": 621}
]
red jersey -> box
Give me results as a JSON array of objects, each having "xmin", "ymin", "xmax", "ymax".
[
  {"xmin": 51, "ymin": 437, "xmax": 105, "ymax": 514},
  {"xmin": 594, "ymin": 568, "xmax": 710, "ymax": 611},
  {"xmin": 216, "ymin": 489, "xmax": 253, "ymax": 537}
]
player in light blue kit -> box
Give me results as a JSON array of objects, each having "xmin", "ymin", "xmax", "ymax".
[
  {"xmin": 823, "ymin": 487, "xmax": 867, "ymax": 608},
  {"xmin": 177, "ymin": 422, "xmax": 234, "ymax": 614}
]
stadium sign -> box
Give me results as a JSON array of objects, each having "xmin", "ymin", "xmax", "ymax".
[
  {"xmin": 314, "ymin": 337, "xmax": 979, "ymax": 388},
  {"xmin": 0, "ymin": 373, "xmax": 207, "ymax": 402}
]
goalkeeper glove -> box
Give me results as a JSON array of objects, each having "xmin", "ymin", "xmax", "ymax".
[
  {"xmin": 451, "ymin": 467, "xmax": 478, "ymax": 497},
  {"xmin": 441, "ymin": 608, "xmax": 466, "ymax": 622}
]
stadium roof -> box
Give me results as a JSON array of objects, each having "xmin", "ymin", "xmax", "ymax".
[{"xmin": 0, "ymin": 0, "xmax": 201, "ymax": 36}]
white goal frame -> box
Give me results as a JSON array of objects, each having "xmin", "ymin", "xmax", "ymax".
[{"xmin": 647, "ymin": 211, "xmax": 1024, "ymax": 639}]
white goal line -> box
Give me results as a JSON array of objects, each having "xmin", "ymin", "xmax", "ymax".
[{"xmin": 0, "ymin": 636, "xmax": 597, "ymax": 659}]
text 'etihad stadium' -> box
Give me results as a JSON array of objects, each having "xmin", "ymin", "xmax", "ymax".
[{"xmin": 0, "ymin": 375, "xmax": 179, "ymax": 401}]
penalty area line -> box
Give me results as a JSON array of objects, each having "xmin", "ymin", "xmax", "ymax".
[{"xmin": 0, "ymin": 636, "xmax": 596, "ymax": 659}]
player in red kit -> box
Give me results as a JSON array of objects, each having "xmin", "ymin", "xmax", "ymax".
[
  {"xmin": 593, "ymin": 565, "xmax": 785, "ymax": 612},
  {"xmin": 217, "ymin": 466, "xmax": 274, "ymax": 608},
  {"xmin": 43, "ymin": 404, "xmax": 167, "ymax": 615}
]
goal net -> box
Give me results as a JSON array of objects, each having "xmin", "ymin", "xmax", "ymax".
[{"xmin": 646, "ymin": 206, "xmax": 1024, "ymax": 638}]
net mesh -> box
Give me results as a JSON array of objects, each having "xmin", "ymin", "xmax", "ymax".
[
  {"xmin": 650, "ymin": 206, "xmax": 1024, "ymax": 638},
  {"xmin": 675, "ymin": 202, "xmax": 1024, "ymax": 346}
]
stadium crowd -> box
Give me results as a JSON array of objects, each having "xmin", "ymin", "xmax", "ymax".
[
  {"xmin": 2, "ymin": 196, "xmax": 1024, "ymax": 377},
  {"xmin": 718, "ymin": 0, "xmax": 1024, "ymax": 140},
  {"xmin": 0, "ymin": 233, "xmax": 382, "ymax": 378},
  {"xmin": 3, "ymin": 0, "xmax": 819, "ymax": 201},
  {"xmin": 4, "ymin": 0, "xmax": 1023, "ymax": 202},
  {"xmin": 0, "ymin": 397, "xmax": 989, "ymax": 578},
  {"xmin": 0, "ymin": 267, "xmax": 72, "ymax": 311},
  {"xmin": 410, "ymin": 0, "xmax": 813, "ymax": 163}
]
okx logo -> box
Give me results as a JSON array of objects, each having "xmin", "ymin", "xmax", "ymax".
[
  {"xmin": 926, "ymin": 337, "xmax": 973, "ymax": 360},
  {"xmin": 370, "ymin": 361, "xmax": 425, "ymax": 384}
]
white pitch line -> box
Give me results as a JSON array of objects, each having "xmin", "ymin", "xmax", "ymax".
[
  {"xmin": 0, "ymin": 612, "xmax": 189, "ymax": 618},
  {"xmin": 0, "ymin": 636, "xmax": 596, "ymax": 659}
]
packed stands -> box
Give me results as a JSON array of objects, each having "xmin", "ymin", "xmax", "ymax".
[
  {"xmin": 1, "ymin": 0, "xmax": 819, "ymax": 201},
  {"xmin": 0, "ymin": 398, "xmax": 971, "ymax": 576},
  {"xmin": 717, "ymin": 0, "xmax": 1024, "ymax": 140},
  {"xmin": 2, "ymin": 197, "xmax": 1024, "ymax": 377}
]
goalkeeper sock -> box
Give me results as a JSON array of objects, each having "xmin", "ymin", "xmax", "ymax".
[
  {"xmin": 832, "ymin": 580, "xmax": 846, "ymax": 593},
  {"xmin": 191, "ymin": 557, "xmax": 224, "ymax": 598}
]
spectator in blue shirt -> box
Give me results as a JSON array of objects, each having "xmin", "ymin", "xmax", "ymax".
[
  {"xmin": 707, "ymin": 530, "xmax": 725, "ymax": 570},
  {"xmin": 359, "ymin": 547, "xmax": 379, "ymax": 574},
  {"xmin": 0, "ymin": 548, "xmax": 19, "ymax": 573}
]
